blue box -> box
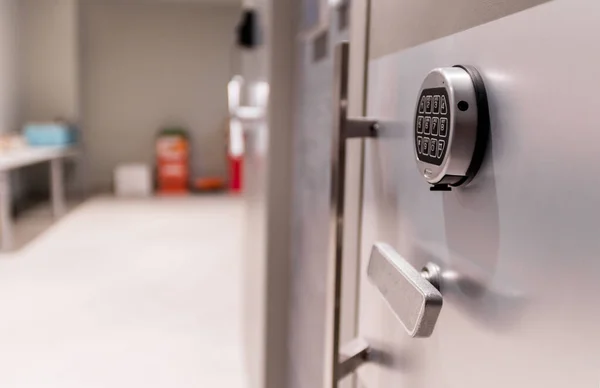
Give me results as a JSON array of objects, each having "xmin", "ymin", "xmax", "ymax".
[{"xmin": 24, "ymin": 123, "xmax": 77, "ymax": 146}]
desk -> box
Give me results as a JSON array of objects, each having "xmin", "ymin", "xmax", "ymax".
[{"xmin": 0, "ymin": 146, "xmax": 78, "ymax": 250}]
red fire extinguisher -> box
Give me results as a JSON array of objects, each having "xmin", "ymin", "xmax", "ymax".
[{"xmin": 228, "ymin": 121, "xmax": 244, "ymax": 193}]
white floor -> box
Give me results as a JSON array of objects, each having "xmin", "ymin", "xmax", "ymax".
[{"xmin": 0, "ymin": 196, "xmax": 247, "ymax": 388}]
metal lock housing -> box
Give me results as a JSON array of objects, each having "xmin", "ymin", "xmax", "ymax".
[{"xmin": 414, "ymin": 65, "xmax": 490, "ymax": 189}]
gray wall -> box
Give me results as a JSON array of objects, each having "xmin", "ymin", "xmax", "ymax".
[
  {"xmin": 0, "ymin": 0, "xmax": 18, "ymax": 134},
  {"xmin": 15, "ymin": 0, "xmax": 81, "ymax": 199},
  {"xmin": 17, "ymin": 0, "xmax": 79, "ymax": 123},
  {"xmin": 81, "ymin": 1, "xmax": 240, "ymax": 190}
]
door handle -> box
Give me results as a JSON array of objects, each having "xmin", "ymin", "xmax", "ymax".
[
  {"xmin": 367, "ymin": 243, "xmax": 443, "ymax": 338},
  {"xmin": 333, "ymin": 245, "xmax": 443, "ymax": 380}
]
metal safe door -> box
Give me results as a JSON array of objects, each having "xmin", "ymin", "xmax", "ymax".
[{"xmin": 355, "ymin": 1, "xmax": 600, "ymax": 387}]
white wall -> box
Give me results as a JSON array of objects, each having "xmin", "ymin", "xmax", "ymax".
[
  {"xmin": 81, "ymin": 1, "xmax": 240, "ymax": 190},
  {"xmin": 0, "ymin": 0, "xmax": 18, "ymax": 134}
]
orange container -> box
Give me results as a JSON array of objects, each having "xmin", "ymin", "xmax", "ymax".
[{"xmin": 156, "ymin": 128, "xmax": 189, "ymax": 194}]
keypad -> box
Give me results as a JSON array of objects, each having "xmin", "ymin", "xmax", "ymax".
[{"xmin": 415, "ymin": 87, "xmax": 450, "ymax": 166}]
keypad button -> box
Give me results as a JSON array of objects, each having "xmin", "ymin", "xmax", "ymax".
[
  {"xmin": 440, "ymin": 96, "xmax": 448, "ymax": 115},
  {"xmin": 416, "ymin": 136, "xmax": 423, "ymax": 154},
  {"xmin": 416, "ymin": 116, "xmax": 424, "ymax": 134},
  {"xmin": 431, "ymin": 117, "xmax": 439, "ymax": 136},
  {"xmin": 424, "ymin": 117, "xmax": 431, "ymax": 135},
  {"xmin": 440, "ymin": 118, "xmax": 448, "ymax": 137},
  {"xmin": 419, "ymin": 97, "xmax": 426, "ymax": 114},
  {"xmin": 430, "ymin": 139, "xmax": 437, "ymax": 156},
  {"xmin": 433, "ymin": 96, "xmax": 440, "ymax": 114},
  {"xmin": 437, "ymin": 140, "xmax": 446, "ymax": 158},
  {"xmin": 425, "ymin": 96, "xmax": 432, "ymax": 113},
  {"xmin": 422, "ymin": 137, "xmax": 430, "ymax": 156}
]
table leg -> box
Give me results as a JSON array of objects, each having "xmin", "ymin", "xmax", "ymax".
[
  {"xmin": 51, "ymin": 158, "xmax": 66, "ymax": 218},
  {"xmin": 0, "ymin": 171, "xmax": 13, "ymax": 251}
]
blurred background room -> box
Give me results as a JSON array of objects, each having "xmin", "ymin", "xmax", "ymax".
[{"xmin": 0, "ymin": 0, "xmax": 253, "ymax": 386}]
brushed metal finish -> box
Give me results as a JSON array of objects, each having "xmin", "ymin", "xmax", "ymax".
[
  {"xmin": 358, "ymin": 1, "xmax": 600, "ymax": 387},
  {"xmin": 324, "ymin": 41, "xmax": 350, "ymax": 388},
  {"xmin": 345, "ymin": 118, "xmax": 379, "ymax": 139},
  {"xmin": 367, "ymin": 243, "xmax": 443, "ymax": 337},
  {"xmin": 290, "ymin": 19, "xmax": 352, "ymax": 388},
  {"xmin": 325, "ymin": 42, "xmax": 379, "ymax": 388},
  {"xmin": 415, "ymin": 67, "xmax": 478, "ymax": 184}
]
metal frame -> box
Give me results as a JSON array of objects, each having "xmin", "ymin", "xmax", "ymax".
[{"xmin": 325, "ymin": 41, "xmax": 378, "ymax": 388}]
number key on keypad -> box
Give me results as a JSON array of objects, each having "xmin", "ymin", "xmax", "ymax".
[
  {"xmin": 424, "ymin": 117, "xmax": 431, "ymax": 135},
  {"xmin": 430, "ymin": 139, "xmax": 437, "ymax": 156},
  {"xmin": 440, "ymin": 96, "xmax": 448, "ymax": 114},
  {"xmin": 440, "ymin": 118, "xmax": 448, "ymax": 137},
  {"xmin": 417, "ymin": 116, "xmax": 424, "ymax": 134},
  {"xmin": 419, "ymin": 97, "xmax": 426, "ymax": 114},
  {"xmin": 423, "ymin": 137, "xmax": 430, "ymax": 156},
  {"xmin": 433, "ymin": 96, "xmax": 440, "ymax": 113},
  {"xmin": 425, "ymin": 96, "xmax": 432, "ymax": 113},
  {"xmin": 431, "ymin": 117, "xmax": 439, "ymax": 136},
  {"xmin": 437, "ymin": 140, "xmax": 446, "ymax": 158}
]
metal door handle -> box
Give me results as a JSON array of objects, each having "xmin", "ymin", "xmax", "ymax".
[{"xmin": 367, "ymin": 243, "xmax": 443, "ymax": 338}]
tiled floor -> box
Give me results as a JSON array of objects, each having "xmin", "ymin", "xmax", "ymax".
[{"xmin": 0, "ymin": 196, "xmax": 247, "ymax": 388}]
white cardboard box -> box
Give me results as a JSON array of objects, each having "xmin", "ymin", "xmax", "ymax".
[{"xmin": 114, "ymin": 164, "xmax": 152, "ymax": 197}]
